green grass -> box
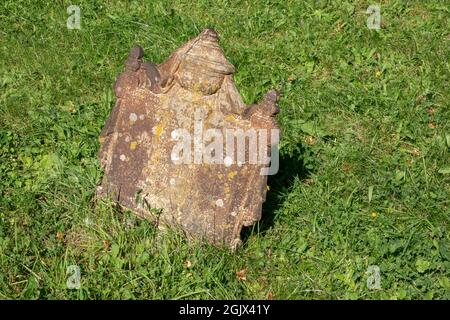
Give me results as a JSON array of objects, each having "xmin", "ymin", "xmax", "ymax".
[{"xmin": 0, "ymin": 0, "xmax": 449, "ymax": 299}]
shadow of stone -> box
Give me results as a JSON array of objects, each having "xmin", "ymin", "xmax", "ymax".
[{"xmin": 240, "ymin": 143, "xmax": 311, "ymax": 242}]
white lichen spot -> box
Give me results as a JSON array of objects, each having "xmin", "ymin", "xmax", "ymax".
[
  {"xmin": 224, "ymin": 156, "xmax": 233, "ymax": 167},
  {"xmin": 139, "ymin": 114, "xmax": 145, "ymax": 120},
  {"xmin": 120, "ymin": 154, "xmax": 126, "ymax": 161},
  {"xmin": 170, "ymin": 178, "xmax": 176, "ymax": 186},
  {"xmin": 129, "ymin": 113, "xmax": 138, "ymax": 122},
  {"xmin": 215, "ymin": 199, "xmax": 224, "ymax": 207}
]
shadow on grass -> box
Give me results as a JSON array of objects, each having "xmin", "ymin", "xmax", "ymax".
[{"xmin": 241, "ymin": 143, "xmax": 311, "ymax": 242}]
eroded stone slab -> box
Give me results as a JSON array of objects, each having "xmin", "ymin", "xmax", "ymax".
[{"xmin": 98, "ymin": 29, "xmax": 280, "ymax": 248}]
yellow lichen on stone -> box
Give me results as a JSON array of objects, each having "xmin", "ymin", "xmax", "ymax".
[
  {"xmin": 227, "ymin": 171, "xmax": 237, "ymax": 179},
  {"xmin": 155, "ymin": 124, "xmax": 164, "ymax": 138},
  {"xmin": 225, "ymin": 115, "xmax": 236, "ymax": 122}
]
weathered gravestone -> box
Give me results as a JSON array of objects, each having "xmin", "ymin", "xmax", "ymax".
[{"xmin": 98, "ymin": 29, "xmax": 280, "ymax": 249}]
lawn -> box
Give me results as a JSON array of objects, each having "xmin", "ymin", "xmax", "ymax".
[{"xmin": 0, "ymin": 0, "xmax": 449, "ymax": 299}]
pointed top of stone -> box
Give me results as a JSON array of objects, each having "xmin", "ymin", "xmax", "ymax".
[{"xmin": 178, "ymin": 28, "xmax": 235, "ymax": 75}]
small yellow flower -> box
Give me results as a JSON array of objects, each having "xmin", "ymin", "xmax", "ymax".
[
  {"xmin": 375, "ymin": 71, "xmax": 382, "ymax": 77},
  {"xmin": 371, "ymin": 212, "xmax": 378, "ymax": 218}
]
